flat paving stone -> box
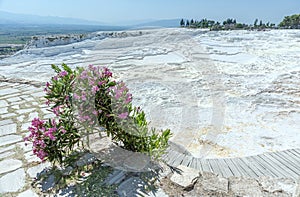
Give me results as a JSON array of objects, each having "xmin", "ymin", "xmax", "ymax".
[
  {"xmin": 0, "ymin": 144, "xmax": 15, "ymax": 153},
  {"xmin": 0, "ymin": 159, "xmax": 22, "ymax": 174},
  {"xmin": 11, "ymin": 105, "xmax": 20, "ymax": 109},
  {"xmin": 31, "ymin": 101, "xmax": 38, "ymax": 105},
  {"xmin": 0, "ymin": 88, "xmax": 19, "ymax": 96},
  {"xmin": 7, "ymin": 97, "xmax": 22, "ymax": 102},
  {"xmin": 16, "ymin": 108, "xmax": 35, "ymax": 114},
  {"xmin": 0, "ymin": 119, "xmax": 13, "ymax": 126},
  {"xmin": 0, "ymin": 100, "xmax": 8, "ymax": 107},
  {"xmin": 17, "ymin": 115, "xmax": 25, "ymax": 122},
  {"xmin": 0, "ymin": 151, "xmax": 14, "ymax": 159},
  {"xmin": 170, "ymin": 165, "xmax": 199, "ymax": 188},
  {"xmin": 0, "ymin": 107, "xmax": 8, "ymax": 114},
  {"xmin": 31, "ymin": 91, "xmax": 45, "ymax": 97},
  {"xmin": 0, "ymin": 134, "xmax": 22, "ymax": 146},
  {"xmin": 1, "ymin": 113, "xmax": 17, "ymax": 118},
  {"xmin": 21, "ymin": 122, "xmax": 31, "ymax": 132},
  {"xmin": 28, "ymin": 112, "xmax": 39, "ymax": 121},
  {"xmin": 17, "ymin": 189, "xmax": 39, "ymax": 197},
  {"xmin": 0, "ymin": 123, "xmax": 17, "ymax": 136},
  {"xmin": 0, "ymin": 168, "xmax": 26, "ymax": 193}
]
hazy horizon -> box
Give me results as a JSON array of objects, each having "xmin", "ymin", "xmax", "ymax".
[{"xmin": 0, "ymin": 0, "xmax": 300, "ymax": 25}]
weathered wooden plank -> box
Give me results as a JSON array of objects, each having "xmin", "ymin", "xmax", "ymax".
[
  {"xmin": 196, "ymin": 158, "xmax": 203, "ymax": 172},
  {"xmin": 166, "ymin": 150, "xmax": 179, "ymax": 165},
  {"xmin": 186, "ymin": 156, "xmax": 194, "ymax": 168},
  {"xmin": 282, "ymin": 150, "xmax": 300, "ymax": 165},
  {"xmin": 287, "ymin": 149, "xmax": 300, "ymax": 162},
  {"xmin": 263, "ymin": 153, "xmax": 298, "ymax": 179},
  {"xmin": 189, "ymin": 157, "xmax": 197, "ymax": 169},
  {"xmin": 291, "ymin": 149, "xmax": 300, "ymax": 155},
  {"xmin": 271, "ymin": 152, "xmax": 300, "ymax": 175},
  {"xmin": 243, "ymin": 156, "xmax": 271, "ymax": 177},
  {"xmin": 237, "ymin": 157, "xmax": 260, "ymax": 178},
  {"xmin": 200, "ymin": 159, "xmax": 212, "ymax": 173},
  {"xmin": 223, "ymin": 158, "xmax": 243, "ymax": 177},
  {"xmin": 208, "ymin": 159, "xmax": 224, "ymax": 177},
  {"xmin": 248, "ymin": 156, "xmax": 277, "ymax": 177},
  {"xmin": 217, "ymin": 159, "xmax": 234, "ymax": 178},
  {"xmin": 255, "ymin": 155, "xmax": 286, "ymax": 178},
  {"xmin": 171, "ymin": 152, "xmax": 186, "ymax": 167},
  {"xmin": 181, "ymin": 155, "xmax": 193, "ymax": 167},
  {"xmin": 232, "ymin": 158, "xmax": 258, "ymax": 178}
]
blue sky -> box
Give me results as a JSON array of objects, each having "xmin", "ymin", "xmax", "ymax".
[{"xmin": 0, "ymin": 0, "xmax": 299, "ymax": 25}]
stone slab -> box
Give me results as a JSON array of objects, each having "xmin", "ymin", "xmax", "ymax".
[
  {"xmin": 0, "ymin": 168, "xmax": 25, "ymax": 193},
  {"xmin": 0, "ymin": 88, "xmax": 19, "ymax": 96},
  {"xmin": 0, "ymin": 100, "xmax": 8, "ymax": 107},
  {"xmin": 170, "ymin": 165, "xmax": 199, "ymax": 188},
  {"xmin": 0, "ymin": 134, "xmax": 22, "ymax": 146},
  {"xmin": 0, "ymin": 159, "xmax": 22, "ymax": 174},
  {"xmin": 0, "ymin": 123, "xmax": 17, "ymax": 136},
  {"xmin": 0, "ymin": 119, "xmax": 13, "ymax": 126},
  {"xmin": 0, "ymin": 107, "xmax": 8, "ymax": 114}
]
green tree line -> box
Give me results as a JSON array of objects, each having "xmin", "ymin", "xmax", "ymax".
[
  {"xmin": 279, "ymin": 14, "xmax": 300, "ymax": 28},
  {"xmin": 180, "ymin": 14, "xmax": 300, "ymax": 30}
]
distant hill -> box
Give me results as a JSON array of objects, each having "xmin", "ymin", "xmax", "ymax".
[
  {"xmin": 0, "ymin": 10, "xmax": 105, "ymax": 26},
  {"xmin": 0, "ymin": 11, "xmax": 180, "ymax": 28}
]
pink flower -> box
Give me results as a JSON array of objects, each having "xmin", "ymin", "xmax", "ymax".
[
  {"xmin": 31, "ymin": 118, "xmax": 45, "ymax": 128},
  {"xmin": 46, "ymin": 82, "xmax": 50, "ymax": 87},
  {"xmin": 92, "ymin": 86, "xmax": 99, "ymax": 94},
  {"xmin": 59, "ymin": 71, "xmax": 68, "ymax": 77},
  {"xmin": 52, "ymin": 106, "xmax": 61, "ymax": 116},
  {"xmin": 103, "ymin": 67, "xmax": 112, "ymax": 77},
  {"xmin": 23, "ymin": 136, "xmax": 29, "ymax": 142},
  {"xmin": 89, "ymin": 64, "xmax": 96, "ymax": 71},
  {"xmin": 81, "ymin": 93, "xmax": 86, "ymax": 101},
  {"xmin": 53, "ymin": 76, "xmax": 58, "ymax": 81},
  {"xmin": 80, "ymin": 70, "xmax": 88, "ymax": 79},
  {"xmin": 125, "ymin": 94, "xmax": 132, "ymax": 104},
  {"xmin": 89, "ymin": 79, "xmax": 95, "ymax": 86},
  {"xmin": 92, "ymin": 110, "xmax": 98, "ymax": 115},
  {"xmin": 118, "ymin": 112, "xmax": 128, "ymax": 119},
  {"xmin": 37, "ymin": 150, "xmax": 47, "ymax": 161},
  {"xmin": 45, "ymin": 127, "xmax": 57, "ymax": 141},
  {"xmin": 115, "ymin": 92, "xmax": 122, "ymax": 100},
  {"xmin": 73, "ymin": 93, "xmax": 80, "ymax": 100}
]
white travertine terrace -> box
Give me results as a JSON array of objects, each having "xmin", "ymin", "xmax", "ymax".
[{"xmin": 1, "ymin": 28, "xmax": 299, "ymax": 159}]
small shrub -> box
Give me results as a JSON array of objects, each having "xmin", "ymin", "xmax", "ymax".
[{"xmin": 25, "ymin": 63, "xmax": 172, "ymax": 167}]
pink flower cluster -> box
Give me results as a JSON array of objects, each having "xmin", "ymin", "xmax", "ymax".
[
  {"xmin": 73, "ymin": 65, "xmax": 133, "ymax": 128},
  {"xmin": 24, "ymin": 118, "xmax": 62, "ymax": 161},
  {"xmin": 73, "ymin": 65, "xmax": 115, "ymax": 127},
  {"xmin": 110, "ymin": 82, "xmax": 132, "ymax": 120}
]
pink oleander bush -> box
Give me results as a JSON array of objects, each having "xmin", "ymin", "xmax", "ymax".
[{"xmin": 25, "ymin": 63, "xmax": 171, "ymax": 166}]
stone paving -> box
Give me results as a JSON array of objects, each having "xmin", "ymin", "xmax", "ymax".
[{"xmin": 0, "ymin": 81, "xmax": 52, "ymax": 196}]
